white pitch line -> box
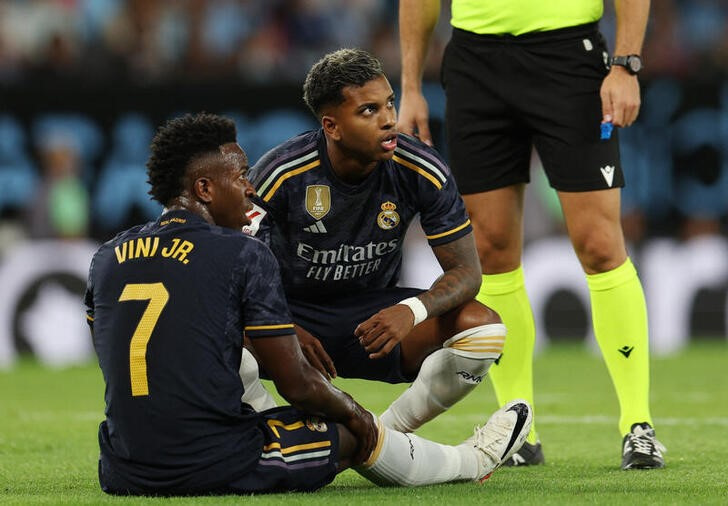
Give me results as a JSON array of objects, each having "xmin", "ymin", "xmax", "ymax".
[
  {"xmin": 444, "ymin": 414, "xmax": 728, "ymax": 426},
  {"xmin": 14, "ymin": 411, "xmax": 100, "ymax": 422},
  {"xmin": 14, "ymin": 411, "xmax": 728, "ymax": 427},
  {"xmin": 537, "ymin": 415, "xmax": 728, "ymax": 427}
]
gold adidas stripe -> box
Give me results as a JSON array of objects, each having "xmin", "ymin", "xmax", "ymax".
[
  {"xmin": 393, "ymin": 154, "xmax": 442, "ymax": 189},
  {"xmin": 426, "ymin": 219, "xmax": 471, "ymax": 240},
  {"xmin": 262, "ymin": 440, "xmax": 331, "ymax": 454},
  {"xmin": 244, "ymin": 323, "xmax": 295, "ymax": 331},
  {"xmin": 450, "ymin": 336, "xmax": 505, "ymax": 353},
  {"xmin": 262, "ymin": 160, "xmax": 320, "ymax": 202},
  {"xmin": 451, "ymin": 346, "xmax": 505, "ymax": 353}
]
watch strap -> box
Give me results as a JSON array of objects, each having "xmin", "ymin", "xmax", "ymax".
[{"xmin": 610, "ymin": 54, "xmax": 642, "ymax": 75}]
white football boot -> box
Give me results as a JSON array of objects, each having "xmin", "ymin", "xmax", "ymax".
[{"xmin": 464, "ymin": 399, "xmax": 533, "ymax": 483}]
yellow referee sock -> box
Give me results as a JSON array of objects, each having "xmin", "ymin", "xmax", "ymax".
[
  {"xmin": 478, "ymin": 267, "xmax": 539, "ymax": 444},
  {"xmin": 587, "ymin": 258, "xmax": 653, "ymax": 436}
]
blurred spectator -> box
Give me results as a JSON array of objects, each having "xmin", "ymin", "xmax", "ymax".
[
  {"xmin": 235, "ymin": 14, "xmax": 289, "ymax": 83},
  {"xmin": 102, "ymin": 0, "xmax": 189, "ymax": 83},
  {"xmin": 0, "ymin": 115, "xmax": 36, "ymax": 255},
  {"xmin": 640, "ymin": 0, "xmax": 693, "ymax": 79},
  {"xmin": 92, "ymin": 113, "xmax": 162, "ymax": 233},
  {"xmin": 27, "ymin": 128, "xmax": 90, "ymax": 239},
  {"xmin": 0, "ymin": 0, "xmax": 722, "ymax": 244},
  {"xmin": 0, "ymin": 0, "xmax": 721, "ymax": 86}
]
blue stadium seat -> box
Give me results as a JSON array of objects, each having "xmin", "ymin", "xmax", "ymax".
[
  {"xmin": 619, "ymin": 79, "xmax": 679, "ymax": 220},
  {"xmin": 672, "ymin": 103, "xmax": 728, "ymax": 219},
  {"xmin": 0, "ymin": 115, "xmax": 39, "ymax": 213},
  {"xmin": 222, "ymin": 111, "xmax": 257, "ymax": 158},
  {"xmin": 93, "ymin": 114, "xmax": 162, "ymax": 230},
  {"xmin": 246, "ymin": 109, "xmax": 318, "ymax": 165},
  {"xmin": 200, "ymin": 1, "xmax": 253, "ymax": 57},
  {"xmin": 77, "ymin": 0, "xmax": 122, "ymax": 42},
  {"xmin": 32, "ymin": 113, "xmax": 103, "ymax": 186}
]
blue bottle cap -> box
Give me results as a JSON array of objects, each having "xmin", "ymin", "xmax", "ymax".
[{"xmin": 600, "ymin": 121, "xmax": 613, "ymax": 140}]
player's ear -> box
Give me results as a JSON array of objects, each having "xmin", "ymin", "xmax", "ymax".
[
  {"xmin": 192, "ymin": 177, "xmax": 213, "ymax": 204},
  {"xmin": 321, "ymin": 115, "xmax": 340, "ymax": 141}
]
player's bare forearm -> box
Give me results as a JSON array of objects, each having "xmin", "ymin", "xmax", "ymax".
[
  {"xmin": 254, "ymin": 334, "xmax": 361, "ymax": 422},
  {"xmin": 612, "ymin": 0, "xmax": 650, "ymax": 55},
  {"xmin": 603, "ymin": 0, "xmax": 649, "ymax": 126},
  {"xmin": 355, "ymin": 234, "xmax": 479, "ymax": 357},
  {"xmin": 420, "ymin": 232, "xmax": 481, "ymax": 317},
  {"xmin": 398, "ymin": 0, "xmax": 441, "ymax": 143},
  {"xmin": 399, "ymin": 0, "xmax": 440, "ymax": 93}
]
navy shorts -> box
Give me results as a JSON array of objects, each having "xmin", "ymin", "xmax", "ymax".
[
  {"xmin": 443, "ymin": 23, "xmax": 624, "ymax": 193},
  {"xmin": 228, "ymin": 406, "xmax": 340, "ymax": 494},
  {"xmin": 288, "ymin": 287, "xmax": 424, "ymax": 383},
  {"xmin": 98, "ymin": 407, "xmax": 339, "ymax": 496}
]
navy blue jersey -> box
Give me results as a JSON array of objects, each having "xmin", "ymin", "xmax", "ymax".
[
  {"xmin": 85, "ymin": 210, "xmax": 294, "ymax": 494},
  {"xmin": 246, "ymin": 130, "xmax": 471, "ymax": 298}
]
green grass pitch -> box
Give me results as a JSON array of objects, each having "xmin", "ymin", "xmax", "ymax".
[{"xmin": 1, "ymin": 341, "xmax": 727, "ymax": 505}]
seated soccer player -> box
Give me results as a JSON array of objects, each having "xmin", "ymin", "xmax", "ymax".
[
  {"xmin": 85, "ymin": 112, "xmax": 532, "ymax": 496},
  {"xmin": 244, "ymin": 48, "xmax": 504, "ymax": 433}
]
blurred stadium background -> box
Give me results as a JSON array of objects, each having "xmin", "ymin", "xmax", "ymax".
[{"xmin": 0, "ymin": 0, "xmax": 726, "ymax": 369}]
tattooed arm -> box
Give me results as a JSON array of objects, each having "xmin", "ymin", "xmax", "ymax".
[
  {"xmin": 354, "ymin": 232, "xmax": 481, "ymax": 359},
  {"xmin": 418, "ymin": 232, "xmax": 481, "ymax": 316}
]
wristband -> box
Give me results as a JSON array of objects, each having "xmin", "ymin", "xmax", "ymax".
[{"xmin": 398, "ymin": 297, "xmax": 428, "ymax": 326}]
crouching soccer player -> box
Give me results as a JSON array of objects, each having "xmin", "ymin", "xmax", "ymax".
[
  {"xmin": 86, "ymin": 112, "xmax": 531, "ymax": 496},
  {"xmin": 243, "ymin": 48, "xmax": 506, "ymax": 434}
]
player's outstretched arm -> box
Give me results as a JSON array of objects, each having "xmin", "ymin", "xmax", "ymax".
[
  {"xmin": 251, "ymin": 333, "xmax": 376, "ymax": 465},
  {"xmin": 397, "ymin": 0, "xmax": 441, "ymax": 145}
]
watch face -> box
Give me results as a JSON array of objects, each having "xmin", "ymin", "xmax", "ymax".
[{"xmin": 628, "ymin": 56, "xmax": 642, "ymax": 73}]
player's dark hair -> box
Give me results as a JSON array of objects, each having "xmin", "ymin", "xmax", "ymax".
[
  {"xmin": 303, "ymin": 48, "xmax": 385, "ymax": 119},
  {"xmin": 146, "ymin": 112, "xmax": 237, "ymax": 205}
]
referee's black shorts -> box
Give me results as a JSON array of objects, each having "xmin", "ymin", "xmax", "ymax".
[{"xmin": 442, "ymin": 22, "xmax": 624, "ymax": 194}]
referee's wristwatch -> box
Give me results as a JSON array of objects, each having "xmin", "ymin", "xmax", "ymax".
[{"xmin": 610, "ymin": 54, "xmax": 643, "ymax": 75}]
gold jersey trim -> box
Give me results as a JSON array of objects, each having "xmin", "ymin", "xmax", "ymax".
[{"xmin": 425, "ymin": 219, "xmax": 471, "ymax": 240}]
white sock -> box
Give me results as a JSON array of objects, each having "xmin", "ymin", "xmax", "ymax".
[
  {"xmin": 239, "ymin": 347, "xmax": 277, "ymax": 411},
  {"xmin": 380, "ymin": 324, "xmax": 505, "ymax": 432},
  {"xmin": 356, "ymin": 423, "xmax": 480, "ymax": 486}
]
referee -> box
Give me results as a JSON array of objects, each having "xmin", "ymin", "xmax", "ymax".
[{"xmin": 397, "ymin": 0, "xmax": 665, "ymax": 470}]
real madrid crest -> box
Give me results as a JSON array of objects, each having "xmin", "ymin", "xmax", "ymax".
[
  {"xmin": 305, "ymin": 417, "xmax": 328, "ymax": 432},
  {"xmin": 377, "ymin": 201, "xmax": 400, "ymax": 230},
  {"xmin": 305, "ymin": 185, "xmax": 331, "ymax": 219}
]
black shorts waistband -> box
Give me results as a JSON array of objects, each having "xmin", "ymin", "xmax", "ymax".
[{"xmin": 452, "ymin": 22, "xmax": 599, "ymax": 45}]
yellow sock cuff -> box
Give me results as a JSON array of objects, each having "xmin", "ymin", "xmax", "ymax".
[
  {"xmin": 362, "ymin": 417, "xmax": 386, "ymax": 468},
  {"xmin": 480, "ymin": 266, "xmax": 525, "ymax": 296},
  {"xmin": 586, "ymin": 258, "xmax": 637, "ymax": 292}
]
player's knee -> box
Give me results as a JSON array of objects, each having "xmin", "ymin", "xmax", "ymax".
[
  {"xmin": 453, "ymin": 300, "xmax": 502, "ymax": 334},
  {"xmin": 573, "ymin": 230, "xmax": 625, "ymax": 272},
  {"xmin": 473, "ymin": 229, "xmax": 519, "ymax": 265}
]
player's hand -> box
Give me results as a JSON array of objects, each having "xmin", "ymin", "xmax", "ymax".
[
  {"xmin": 396, "ymin": 91, "xmax": 433, "ymax": 146},
  {"xmin": 295, "ymin": 324, "xmax": 337, "ymax": 380},
  {"xmin": 344, "ymin": 404, "xmax": 378, "ymax": 466},
  {"xmin": 354, "ymin": 304, "xmax": 415, "ymax": 359},
  {"xmin": 600, "ymin": 67, "xmax": 641, "ymax": 128}
]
